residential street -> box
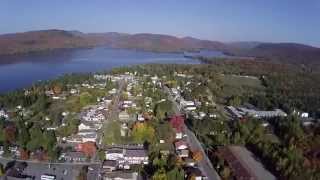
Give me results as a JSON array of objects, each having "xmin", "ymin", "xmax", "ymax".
[
  {"xmin": 99, "ymin": 79, "xmax": 125, "ymax": 147},
  {"xmin": 164, "ymin": 86, "xmax": 221, "ymax": 180}
]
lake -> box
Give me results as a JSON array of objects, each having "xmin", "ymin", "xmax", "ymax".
[{"xmin": 0, "ymin": 47, "xmax": 227, "ymax": 93}]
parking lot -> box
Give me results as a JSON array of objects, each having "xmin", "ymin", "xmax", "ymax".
[{"xmin": 0, "ymin": 158, "xmax": 100, "ymax": 180}]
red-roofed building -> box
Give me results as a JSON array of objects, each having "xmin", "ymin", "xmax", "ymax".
[
  {"xmin": 76, "ymin": 142, "xmax": 97, "ymax": 157},
  {"xmin": 175, "ymin": 140, "xmax": 188, "ymax": 150},
  {"xmin": 170, "ymin": 115, "xmax": 185, "ymax": 139}
]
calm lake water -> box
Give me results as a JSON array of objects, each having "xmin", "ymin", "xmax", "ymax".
[{"xmin": 0, "ymin": 47, "xmax": 227, "ymax": 93}]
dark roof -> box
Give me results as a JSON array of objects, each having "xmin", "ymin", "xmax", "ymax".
[
  {"xmin": 125, "ymin": 149, "xmax": 147, "ymax": 157},
  {"xmin": 184, "ymin": 167, "xmax": 203, "ymax": 177},
  {"xmin": 107, "ymin": 149, "xmax": 124, "ymax": 154},
  {"xmin": 102, "ymin": 160, "xmax": 118, "ymax": 167}
]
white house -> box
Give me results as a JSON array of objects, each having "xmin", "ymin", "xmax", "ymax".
[
  {"xmin": 124, "ymin": 149, "xmax": 149, "ymax": 165},
  {"xmin": 175, "ymin": 131, "xmax": 183, "ymax": 140},
  {"xmin": 0, "ymin": 110, "xmax": 9, "ymax": 119},
  {"xmin": 301, "ymin": 112, "xmax": 309, "ymax": 118},
  {"xmin": 137, "ymin": 114, "xmax": 145, "ymax": 122},
  {"xmin": 81, "ymin": 133, "xmax": 97, "ymax": 143},
  {"xmin": 177, "ymin": 149, "xmax": 189, "ymax": 158},
  {"xmin": 102, "ymin": 160, "xmax": 118, "ymax": 172},
  {"xmin": 119, "ymin": 111, "xmax": 130, "ymax": 122},
  {"xmin": 185, "ymin": 106, "xmax": 197, "ymax": 111},
  {"xmin": 199, "ymin": 112, "xmax": 206, "ymax": 118},
  {"xmin": 105, "ymin": 149, "xmax": 125, "ymax": 161},
  {"xmin": 175, "ymin": 140, "xmax": 188, "ymax": 150},
  {"xmin": 78, "ymin": 122, "xmax": 97, "ymax": 131},
  {"xmin": 108, "ymin": 89, "xmax": 117, "ymax": 94},
  {"xmin": 70, "ymin": 89, "xmax": 78, "ymax": 94}
]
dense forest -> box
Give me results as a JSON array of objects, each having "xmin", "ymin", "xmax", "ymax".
[{"xmin": 196, "ymin": 58, "xmax": 320, "ymax": 117}]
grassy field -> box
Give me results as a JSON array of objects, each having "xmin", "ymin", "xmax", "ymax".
[
  {"xmin": 219, "ymin": 74, "xmax": 265, "ymax": 98},
  {"xmin": 220, "ymin": 74, "xmax": 264, "ymax": 89}
]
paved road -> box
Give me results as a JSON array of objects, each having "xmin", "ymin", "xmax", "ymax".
[
  {"xmin": 230, "ymin": 146, "xmax": 276, "ymax": 180},
  {"xmin": 99, "ymin": 79, "xmax": 125, "ymax": 147},
  {"xmin": 164, "ymin": 86, "xmax": 221, "ymax": 180},
  {"xmin": 0, "ymin": 158, "xmax": 100, "ymax": 180},
  {"xmin": 185, "ymin": 128, "xmax": 221, "ymax": 180}
]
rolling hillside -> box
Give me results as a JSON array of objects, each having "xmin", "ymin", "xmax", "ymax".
[
  {"xmin": 0, "ymin": 30, "xmax": 227, "ymax": 55},
  {"xmin": 0, "ymin": 30, "xmax": 95, "ymax": 55},
  {"xmin": 0, "ymin": 29, "xmax": 320, "ymax": 66}
]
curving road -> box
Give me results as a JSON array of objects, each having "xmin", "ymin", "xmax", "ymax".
[{"xmin": 164, "ymin": 86, "xmax": 221, "ymax": 180}]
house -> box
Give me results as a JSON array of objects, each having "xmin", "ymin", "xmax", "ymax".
[
  {"xmin": 175, "ymin": 130, "xmax": 183, "ymax": 139},
  {"xmin": 180, "ymin": 100, "xmax": 195, "ymax": 107},
  {"xmin": 105, "ymin": 148, "xmax": 149, "ymax": 165},
  {"xmin": 227, "ymin": 106, "xmax": 287, "ymax": 119},
  {"xmin": 199, "ymin": 112, "xmax": 206, "ymax": 118},
  {"xmin": 179, "ymin": 99, "xmax": 197, "ymax": 111},
  {"xmin": 301, "ymin": 112, "xmax": 309, "ymax": 118},
  {"xmin": 184, "ymin": 106, "xmax": 197, "ymax": 111},
  {"xmin": 82, "ymin": 108, "xmax": 105, "ymax": 122},
  {"xmin": 61, "ymin": 151, "xmax": 87, "ymax": 162},
  {"xmin": 0, "ymin": 109, "xmax": 9, "ymax": 119},
  {"xmin": 119, "ymin": 111, "xmax": 130, "ymax": 122},
  {"xmin": 171, "ymin": 88, "xmax": 179, "ymax": 95},
  {"xmin": 108, "ymin": 88, "xmax": 117, "ymax": 94},
  {"xmin": 75, "ymin": 142, "xmax": 97, "ymax": 157},
  {"xmin": 64, "ymin": 136, "xmax": 83, "ymax": 144},
  {"xmin": 103, "ymin": 171, "xmax": 138, "ymax": 180},
  {"xmin": 78, "ymin": 122, "xmax": 97, "ymax": 131},
  {"xmin": 137, "ymin": 114, "xmax": 145, "ymax": 122},
  {"xmin": 185, "ymin": 167, "xmax": 205, "ymax": 180},
  {"xmin": 121, "ymin": 123, "xmax": 129, "ymax": 137},
  {"xmin": 177, "ymin": 149, "xmax": 189, "ymax": 158},
  {"xmin": 124, "ymin": 149, "xmax": 149, "ymax": 165},
  {"xmin": 80, "ymin": 132, "xmax": 98, "ymax": 143},
  {"xmin": 184, "ymin": 158, "xmax": 196, "ymax": 167},
  {"xmin": 106, "ymin": 149, "xmax": 125, "ymax": 160},
  {"xmin": 170, "ymin": 115, "xmax": 185, "ymax": 139},
  {"xmin": 70, "ymin": 89, "xmax": 78, "ymax": 94},
  {"xmin": 118, "ymin": 162, "xmax": 130, "ymax": 170},
  {"xmin": 102, "ymin": 160, "xmax": 118, "ymax": 172},
  {"xmin": 175, "ymin": 140, "xmax": 188, "ymax": 150}
]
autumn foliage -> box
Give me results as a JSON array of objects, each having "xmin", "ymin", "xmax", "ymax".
[
  {"xmin": 4, "ymin": 125, "xmax": 16, "ymax": 143},
  {"xmin": 192, "ymin": 150, "xmax": 203, "ymax": 162},
  {"xmin": 20, "ymin": 148, "xmax": 30, "ymax": 160}
]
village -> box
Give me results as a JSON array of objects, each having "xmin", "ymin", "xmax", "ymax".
[
  {"xmin": 0, "ymin": 71, "xmax": 219, "ymax": 180},
  {"xmin": 0, "ymin": 67, "xmax": 319, "ymax": 180}
]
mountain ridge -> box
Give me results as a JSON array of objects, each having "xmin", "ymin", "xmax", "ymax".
[{"xmin": 0, "ymin": 29, "xmax": 319, "ymax": 66}]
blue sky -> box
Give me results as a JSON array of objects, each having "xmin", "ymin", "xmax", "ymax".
[{"xmin": 1, "ymin": 0, "xmax": 319, "ymax": 47}]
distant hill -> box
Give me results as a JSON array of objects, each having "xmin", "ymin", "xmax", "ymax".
[
  {"xmin": 0, "ymin": 30, "xmax": 227, "ymax": 56},
  {"xmin": 0, "ymin": 30, "xmax": 96, "ymax": 55},
  {"xmin": 86, "ymin": 32, "xmax": 227, "ymax": 52},
  {"xmin": 226, "ymin": 41, "xmax": 262, "ymax": 50},
  {"xmin": 230, "ymin": 43, "xmax": 320, "ymax": 65},
  {"xmin": 0, "ymin": 29, "xmax": 320, "ymax": 66}
]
